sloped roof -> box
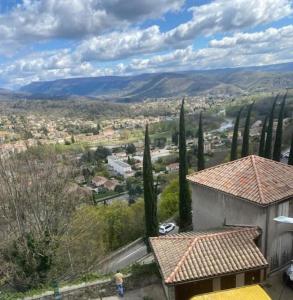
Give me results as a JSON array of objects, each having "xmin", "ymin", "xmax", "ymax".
[
  {"xmin": 187, "ymin": 155, "xmax": 293, "ymax": 206},
  {"xmin": 150, "ymin": 227, "xmax": 268, "ymax": 285}
]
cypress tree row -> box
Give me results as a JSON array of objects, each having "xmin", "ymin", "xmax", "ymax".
[
  {"xmin": 289, "ymin": 134, "xmax": 293, "ymax": 166},
  {"xmin": 143, "ymin": 124, "xmax": 158, "ymax": 249},
  {"xmin": 258, "ymin": 116, "xmax": 267, "ymax": 157},
  {"xmin": 264, "ymin": 94, "xmax": 278, "ymax": 159},
  {"xmin": 273, "ymin": 92, "xmax": 287, "ymax": 161},
  {"xmin": 230, "ymin": 107, "xmax": 243, "ymax": 161},
  {"xmin": 197, "ymin": 111, "xmax": 205, "ymax": 170},
  {"xmin": 241, "ymin": 102, "xmax": 254, "ymax": 157},
  {"xmin": 178, "ymin": 99, "xmax": 192, "ymax": 232}
]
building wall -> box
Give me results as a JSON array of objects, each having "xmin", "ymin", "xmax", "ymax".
[
  {"xmin": 266, "ymin": 200, "xmax": 293, "ymax": 270},
  {"xmin": 191, "ymin": 183, "xmax": 293, "ymax": 272},
  {"xmin": 107, "ymin": 156, "xmax": 132, "ymax": 176},
  {"xmin": 171, "ymin": 269, "xmax": 265, "ymax": 300},
  {"xmin": 191, "ymin": 184, "xmax": 267, "ymax": 252}
]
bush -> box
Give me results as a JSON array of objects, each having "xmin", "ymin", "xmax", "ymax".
[
  {"xmin": 56, "ymin": 200, "xmax": 145, "ymax": 277},
  {"xmin": 159, "ymin": 179, "xmax": 179, "ymax": 221}
]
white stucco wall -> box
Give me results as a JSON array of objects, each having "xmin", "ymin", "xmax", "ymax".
[
  {"xmin": 191, "ymin": 184, "xmax": 267, "ymax": 252},
  {"xmin": 191, "ymin": 183, "xmax": 293, "ymax": 271}
]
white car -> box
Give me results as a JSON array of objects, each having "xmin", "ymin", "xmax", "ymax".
[{"xmin": 159, "ymin": 223, "xmax": 175, "ymax": 235}]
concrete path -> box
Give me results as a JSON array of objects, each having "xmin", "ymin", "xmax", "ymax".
[
  {"xmin": 94, "ymin": 283, "xmax": 165, "ymax": 300},
  {"xmin": 263, "ymin": 271, "xmax": 293, "ymax": 300}
]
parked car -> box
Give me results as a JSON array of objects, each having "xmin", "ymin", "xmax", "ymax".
[
  {"xmin": 283, "ymin": 260, "xmax": 293, "ymax": 288},
  {"xmin": 159, "ymin": 223, "xmax": 175, "ymax": 235}
]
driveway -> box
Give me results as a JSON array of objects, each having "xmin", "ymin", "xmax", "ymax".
[
  {"xmin": 100, "ymin": 226, "xmax": 178, "ymax": 273},
  {"xmin": 263, "ymin": 271, "xmax": 293, "ymax": 300}
]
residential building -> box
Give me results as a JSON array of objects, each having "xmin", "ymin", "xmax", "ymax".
[
  {"xmin": 151, "ymin": 227, "xmax": 268, "ymax": 300},
  {"xmin": 187, "ymin": 155, "xmax": 293, "ymax": 272},
  {"xmin": 91, "ymin": 176, "xmax": 108, "ymax": 188},
  {"xmin": 166, "ymin": 163, "xmax": 179, "ymax": 173},
  {"xmin": 204, "ymin": 141, "xmax": 212, "ymax": 153},
  {"xmin": 151, "ymin": 155, "xmax": 293, "ymax": 300},
  {"xmin": 107, "ymin": 156, "xmax": 133, "ymax": 177},
  {"xmin": 103, "ymin": 179, "xmax": 119, "ymax": 191}
]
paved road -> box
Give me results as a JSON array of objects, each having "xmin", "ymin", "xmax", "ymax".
[{"xmin": 100, "ymin": 226, "xmax": 178, "ymax": 273}]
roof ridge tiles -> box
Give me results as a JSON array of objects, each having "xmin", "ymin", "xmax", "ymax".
[
  {"xmin": 166, "ymin": 236, "xmax": 199, "ymax": 283},
  {"xmin": 186, "ymin": 155, "xmax": 251, "ymax": 178},
  {"xmin": 250, "ymin": 155, "xmax": 265, "ymax": 204},
  {"xmin": 187, "ymin": 155, "xmax": 293, "ymax": 206},
  {"xmin": 164, "ymin": 227, "xmax": 258, "ymax": 283}
]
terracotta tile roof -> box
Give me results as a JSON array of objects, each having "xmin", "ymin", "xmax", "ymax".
[
  {"xmin": 150, "ymin": 227, "xmax": 268, "ymax": 284},
  {"xmin": 187, "ymin": 155, "xmax": 293, "ymax": 206}
]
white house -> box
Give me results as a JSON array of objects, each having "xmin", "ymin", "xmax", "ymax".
[{"xmin": 107, "ymin": 156, "xmax": 133, "ymax": 177}]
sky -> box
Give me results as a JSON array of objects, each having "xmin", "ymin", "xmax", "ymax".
[{"xmin": 0, "ymin": 0, "xmax": 292, "ymax": 89}]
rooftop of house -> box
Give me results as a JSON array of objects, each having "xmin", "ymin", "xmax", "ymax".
[
  {"xmin": 91, "ymin": 175, "xmax": 108, "ymax": 184},
  {"xmin": 187, "ymin": 155, "xmax": 293, "ymax": 206},
  {"xmin": 150, "ymin": 227, "xmax": 268, "ymax": 285}
]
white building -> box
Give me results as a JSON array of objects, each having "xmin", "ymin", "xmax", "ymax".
[{"xmin": 107, "ymin": 156, "xmax": 133, "ymax": 177}]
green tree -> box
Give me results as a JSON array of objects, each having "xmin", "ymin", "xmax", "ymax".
[
  {"xmin": 273, "ymin": 92, "xmax": 287, "ymax": 161},
  {"xmin": 258, "ymin": 116, "xmax": 267, "ymax": 157},
  {"xmin": 241, "ymin": 102, "xmax": 254, "ymax": 157},
  {"xmin": 264, "ymin": 95, "xmax": 278, "ymax": 159},
  {"xmin": 126, "ymin": 143, "xmax": 136, "ymax": 155},
  {"xmin": 197, "ymin": 111, "xmax": 205, "ymax": 170},
  {"xmin": 178, "ymin": 99, "xmax": 192, "ymax": 232},
  {"xmin": 172, "ymin": 131, "xmax": 179, "ymax": 145},
  {"xmin": 159, "ymin": 179, "xmax": 179, "ymax": 221},
  {"xmin": 95, "ymin": 146, "xmax": 111, "ymax": 161},
  {"xmin": 143, "ymin": 125, "xmax": 158, "ymax": 249},
  {"xmin": 230, "ymin": 107, "xmax": 243, "ymax": 161},
  {"xmin": 289, "ymin": 134, "xmax": 293, "ymax": 166}
]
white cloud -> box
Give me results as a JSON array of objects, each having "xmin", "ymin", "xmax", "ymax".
[
  {"xmin": 2, "ymin": 24, "xmax": 292, "ymax": 88},
  {"xmin": 0, "ymin": 0, "xmax": 292, "ymax": 87},
  {"xmin": 125, "ymin": 25, "xmax": 293, "ymax": 72},
  {"xmin": 76, "ymin": 0, "xmax": 292, "ymax": 61},
  {"xmin": 0, "ymin": 0, "xmax": 184, "ymax": 43},
  {"xmin": 166, "ymin": 0, "xmax": 292, "ymax": 42}
]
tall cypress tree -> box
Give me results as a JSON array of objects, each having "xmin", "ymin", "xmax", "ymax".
[
  {"xmin": 230, "ymin": 107, "xmax": 243, "ymax": 161},
  {"xmin": 264, "ymin": 94, "xmax": 278, "ymax": 159},
  {"xmin": 179, "ymin": 99, "xmax": 192, "ymax": 232},
  {"xmin": 197, "ymin": 111, "xmax": 205, "ymax": 170},
  {"xmin": 241, "ymin": 102, "xmax": 254, "ymax": 157},
  {"xmin": 258, "ymin": 116, "xmax": 267, "ymax": 157},
  {"xmin": 143, "ymin": 124, "xmax": 158, "ymax": 249},
  {"xmin": 289, "ymin": 134, "xmax": 293, "ymax": 166},
  {"xmin": 273, "ymin": 92, "xmax": 287, "ymax": 161}
]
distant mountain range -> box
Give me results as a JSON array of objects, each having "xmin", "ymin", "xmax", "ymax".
[{"xmin": 12, "ymin": 62, "xmax": 293, "ymax": 102}]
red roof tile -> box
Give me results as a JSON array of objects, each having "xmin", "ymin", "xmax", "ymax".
[
  {"xmin": 187, "ymin": 155, "xmax": 293, "ymax": 206},
  {"xmin": 150, "ymin": 227, "xmax": 268, "ymax": 284}
]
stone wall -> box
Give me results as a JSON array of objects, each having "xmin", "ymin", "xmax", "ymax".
[{"xmin": 24, "ymin": 274, "xmax": 160, "ymax": 300}]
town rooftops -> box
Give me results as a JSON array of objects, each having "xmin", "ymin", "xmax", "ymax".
[
  {"xmin": 150, "ymin": 227, "xmax": 268, "ymax": 285},
  {"xmin": 187, "ymin": 155, "xmax": 293, "ymax": 206}
]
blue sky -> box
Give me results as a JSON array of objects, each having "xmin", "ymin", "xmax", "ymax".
[{"xmin": 0, "ymin": 0, "xmax": 292, "ymax": 89}]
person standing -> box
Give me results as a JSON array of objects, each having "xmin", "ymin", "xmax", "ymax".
[{"xmin": 114, "ymin": 271, "xmax": 124, "ymax": 297}]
